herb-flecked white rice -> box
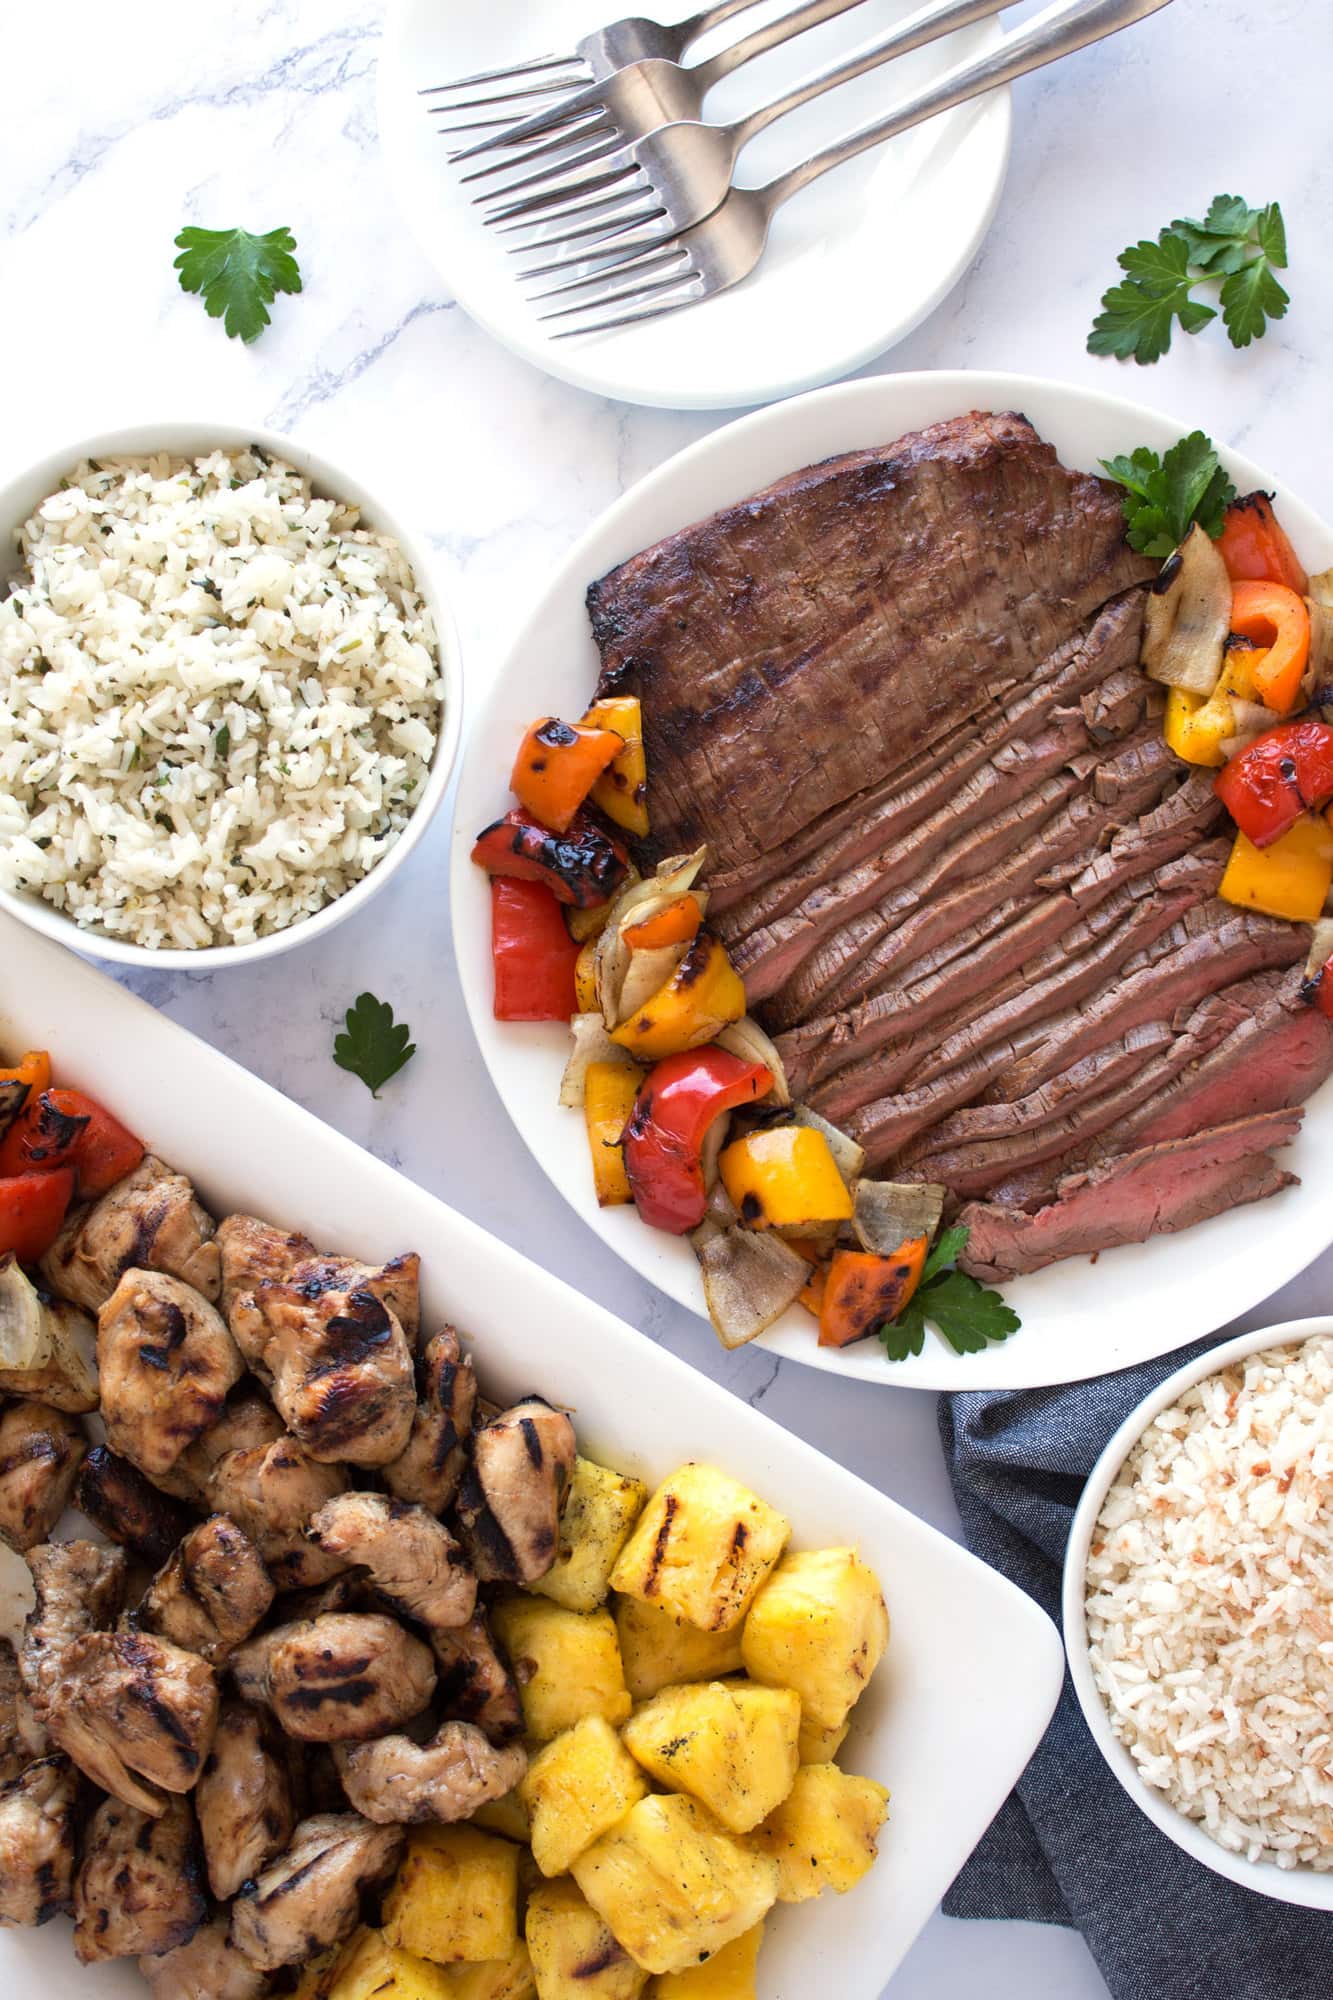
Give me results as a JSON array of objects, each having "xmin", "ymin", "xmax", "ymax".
[
  {"xmin": 0, "ymin": 447, "xmax": 442, "ymax": 949},
  {"xmin": 1086, "ymin": 1335, "xmax": 1333, "ymax": 1871}
]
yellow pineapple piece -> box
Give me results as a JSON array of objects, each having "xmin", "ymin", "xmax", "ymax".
[
  {"xmin": 491, "ymin": 1596, "xmax": 631, "ymax": 1742},
  {"xmin": 752, "ymin": 1763, "xmax": 889, "ymax": 1902},
  {"xmin": 610, "ymin": 1465, "xmax": 789, "ymax": 1633},
  {"xmin": 741, "ymin": 1548, "xmax": 888, "ymax": 1730},
  {"xmin": 572, "ymin": 1795, "xmax": 778, "ymax": 1977},
  {"xmin": 384, "ymin": 1825, "xmax": 519, "ymax": 1964},
  {"xmin": 327, "ymin": 1928, "xmax": 456, "ymax": 2000},
  {"xmin": 523, "ymin": 1714, "xmax": 648, "ymax": 1876},
  {"xmin": 292, "ymin": 1947, "xmax": 344, "ymax": 2000},
  {"xmin": 443, "ymin": 1941, "xmax": 538, "ymax": 1999},
  {"xmin": 471, "ymin": 1784, "xmax": 532, "ymax": 1844},
  {"xmin": 613, "ymin": 1595, "xmax": 744, "ymax": 1703},
  {"xmin": 526, "ymin": 1876, "xmax": 648, "ymax": 1998},
  {"xmin": 648, "ymin": 1922, "xmax": 763, "ymax": 1998},
  {"xmin": 531, "ymin": 1457, "xmax": 649, "ymax": 1613},
  {"xmin": 621, "ymin": 1681, "xmax": 800, "ymax": 1833}
]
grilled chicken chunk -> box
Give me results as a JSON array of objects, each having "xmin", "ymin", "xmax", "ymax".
[
  {"xmin": 0, "ymin": 1399, "xmax": 86, "ymax": 1552},
  {"xmin": 196, "ymin": 1699, "xmax": 296, "ymax": 1901},
  {"xmin": 42, "ymin": 1155, "xmax": 220, "ymax": 1314},
  {"xmin": 217, "ymin": 1216, "xmax": 418, "ymax": 1467},
  {"xmin": 208, "ymin": 1433, "xmax": 348, "ymax": 1592},
  {"xmin": 454, "ymin": 1397, "xmax": 576, "ymax": 1584},
  {"xmin": 431, "ymin": 1610, "xmax": 524, "ymax": 1745},
  {"xmin": 0, "ymin": 1756, "xmax": 77, "ymax": 1926},
  {"xmin": 97, "ymin": 1270, "xmax": 244, "ymax": 1481},
  {"xmin": 45, "ymin": 1629, "xmax": 219, "ymax": 1812},
  {"xmin": 140, "ymin": 1917, "xmax": 270, "ymax": 2000},
  {"xmin": 0, "ymin": 1256, "xmax": 99, "ymax": 1413},
  {"xmin": 229, "ymin": 1812, "xmax": 403, "ymax": 1971},
  {"xmin": 20, "ymin": 1538, "xmax": 127, "ymax": 1721},
  {"xmin": 135, "ymin": 1514, "xmax": 275, "ymax": 1664},
  {"xmin": 335, "ymin": 1719, "xmax": 527, "ymax": 1826},
  {"xmin": 307, "ymin": 1492, "xmax": 476, "ymax": 1632},
  {"xmin": 73, "ymin": 1793, "xmax": 205, "ymax": 1963},
  {"xmin": 0, "ymin": 1637, "xmax": 47, "ymax": 1782},
  {"xmin": 232, "ymin": 1612, "xmax": 435, "ymax": 1744},
  {"xmin": 74, "ymin": 1443, "xmax": 197, "ymax": 1567},
  {"xmin": 385, "ymin": 1326, "xmax": 476, "ymax": 1514}
]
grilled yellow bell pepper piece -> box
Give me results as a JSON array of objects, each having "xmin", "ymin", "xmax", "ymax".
[
  {"xmin": 1163, "ymin": 645, "xmax": 1267, "ymax": 768},
  {"xmin": 583, "ymin": 694, "xmax": 649, "ymax": 838},
  {"xmin": 610, "ymin": 932, "xmax": 746, "ymax": 1061},
  {"xmin": 718, "ymin": 1126, "xmax": 854, "ymax": 1231},
  {"xmin": 1219, "ymin": 816, "xmax": 1333, "ymax": 923},
  {"xmin": 575, "ymin": 938, "xmax": 600, "ymax": 1015},
  {"xmin": 585, "ymin": 1062, "xmax": 639, "ymax": 1206}
]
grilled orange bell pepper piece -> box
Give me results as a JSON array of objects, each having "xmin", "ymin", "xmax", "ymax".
[
  {"xmin": 623, "ymin": 894, "xmax": 702, "ymax": 954},
  {"xmin": 610, "ymin": 932, "xmax": 746, "ymax": 1062},
  {"xmin": 818, "ymin": 1239, "xmax": 929, "ymax": 1349},
  {"xmin": 582, "ymin": 695, "xmax": 649, "ymax": 838},
  {"xmin": 511, "ymin": 716, "xmax": 625, "ymax": 834},
  {"xmin": 1229, "ymin": 581, "xmax": 1310, "ymax": 714},
  {"xmin": 719, "ymin": 1126, "xmax": 853, "ymax": 1231},
  {"xmin": 1217, "ymin": 494, "xmax": 1308, "ymax": 594},
  {"xmin": 584, "ymin": 1062, "xmax": 640, "ymax": 1206}
]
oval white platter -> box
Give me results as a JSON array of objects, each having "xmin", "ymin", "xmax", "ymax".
[
  {"xmin": 377, "ymin": 0, "xmax": 1011, "ymax": 410},
  {"xmin": 450, "ymin": 369, "xmax": 1333, "ymax": 1391}
]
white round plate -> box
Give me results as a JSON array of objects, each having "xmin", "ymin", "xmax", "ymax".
[
  {"xmin": 377, "ymin": 0, "xmax": 1011, "ymax": 411},
  {"xmin": 450, "ymin": 370, "xmax": 1333, "ymax": 1389}
]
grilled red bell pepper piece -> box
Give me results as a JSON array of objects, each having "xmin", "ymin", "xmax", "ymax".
[
  {"xmin": 0, "ymin": 1167, "xmax": 76, "ymax": 1265},
  {"xmin": 1216, "ymin": 493, "xmax": 1308, "ymax": 594},
  {"xmin": 472, "ymin": 805, "xmax": 630, "ymax": 909},
  {"xmin": 0, "ymin": 1088, "xmax": 144, "ymax": 1198},
  {"xmin": 1214, "ymin": 719, "xmax": 1333, "ymax": 849},
  {"xmin": 491, "ymin": 878, "xmax": 581, "ymax": 1022},
  {"xmin": 622, "ymin": 1047, "xmax": 773, "ymax": 1235},
  {"xmin": 1303, "ymin": 965, "xmax": 1333, "ymax": 1020}
]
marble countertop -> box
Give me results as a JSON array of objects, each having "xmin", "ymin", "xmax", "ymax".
[{"xmin": 5, "ymin": 1, "xmax": 1332, "ymax": 1992}]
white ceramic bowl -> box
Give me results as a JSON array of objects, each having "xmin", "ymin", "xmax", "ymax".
[
  {"xmin": 0, "ymin": 421, "xmax": 463, "ymax": 971},
  {"xmin": 1063, "ymin": 1316, "xmax": 1333, "ymax": 1909}
]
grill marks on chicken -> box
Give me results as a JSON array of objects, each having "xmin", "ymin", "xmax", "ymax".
[
  {"xmin": 73, "ymin": 1793, "xmax": 206, "ymax": 1963},
  {"xmin": 455, "ymin": 1397, "xmax": 576, "ymax": 1585},
  {"xmin": 20, "ymin": 1538, "xmax": 127, "ymax": 1721},
  {"xmin": 0, "ymin": 1638, "xmax": 46, "ymax": 1783},
  {"xmin": 196, "ymin": 1698, "xmax": 297, "ymax": 1900},
  {"xmin": 97, "ymin": 1270, "xmax": 244, "ymax": 1482},
  {"xmin": 74, "ymin": 1444, "xmax": 198, "ymax": 1567},
  {"xmin": 335, "ymin": 1718, "xmax": 527, "ymax": 1825},
  {"xmin": 228, "ymin": 1811, "xmax": 404, "ymax": 1970},
  {"xmin": 431, "ymin": 1610, "xmax": 524, "ymax": 1745},
  {"xmin": 0, "ymin": 1755, "xmax": 77, "ymax": 1927},
  {"xmin": 308, "ymin": 1490, "xmax": 476, "ymax": 1632},
  {"xmin": 179, "ymin": 1395, "xmax": 349, "ymax": 1590},
  {"xmin": 134, "ymin": 1514, "xmax": 275, "ymax": 1664},
  {"xmin": 44, "ymin": 1628, "xmax": 219, "ymax": 1813},
  {"xmin": 0, "ymin": 1399, "xmax": 86, "ymax": 1551},
  {"xmin": 232, "ymin": 1612, "xmax": 436, "ymax": 1743},
  {"xmin": 42, "ymin": 1155, "xmax": 220, "ymax": 1314},
  {"xmin": 139, "ymin": 1918, "xmax": 270, "ymax": 2000},
  {"xmin": 385, "ymin": 1325, "xmax": 476, "ymax": 1513}
]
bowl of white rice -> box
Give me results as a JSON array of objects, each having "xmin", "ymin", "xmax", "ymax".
[
  {"xmin": 0, "ymin": 422, "xmax": 461, "ymax": 965},
  {"xmin": 1064, "ymin": 1318, "xmax": 1333, "ymax": 1906}
]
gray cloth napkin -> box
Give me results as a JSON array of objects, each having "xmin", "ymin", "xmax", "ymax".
[{"xmin": 938, "ymin": 1337, "xmax": 1333, "ymax": 2000}]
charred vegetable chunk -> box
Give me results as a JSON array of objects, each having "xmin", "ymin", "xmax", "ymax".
[
  {"xmin": 1219, "ymin": 819, "xmax": 1333, "ymax": 923},
  {"xmin": 491, "ymin": 878, "xmax": 581, "ymax": 1022},
  {"xmin": 582, "ymin": 694, "xmax": 649, "ymax": 839},
  {"xmin": 511, "ymin": 716, "xmax": 625, "ymax": 835},
  {"xmin": 817, "ymin": 1241, "xmax": 928, "ymax": 1349},
  {"xmin": 622, "ymin": 1049, "xmax": 772, "ymax": 1236},
  {"xmin": 1217, "ymin": 492, "xmax": 1308, "ymax": 593},
  {"xmin": 1214, "ymin": 718, "xmax": 1333, "ymax": 848},
  {"xmin": 472, "ymin": 807, "xmax": 630, "ymax": 910},
  {"xmin": 0, "ymin": 1088, "xmax": 144, "ymax": 1198},
  {"xmin": 718, "ymin": 1126, "xmax": 853, "ymax": 1232},
  {"xmin": 0, "ymin": 1169, "xmax": 75, "ymax": 1266},
  {"xmin": 610, "ymin": 933, "xmax": 746, "ymax": 1063}
]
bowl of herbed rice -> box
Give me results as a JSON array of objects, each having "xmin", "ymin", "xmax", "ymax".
[
  {"xmin": 0, "ymin": 422, "xmax": 460, "ymax": 965},
  {"xmin": 1064, "ymin": 1318, "xmax": 1333, "ymax": 1906}
]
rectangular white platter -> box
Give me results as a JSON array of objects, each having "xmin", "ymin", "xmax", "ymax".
[{"xmin": 0, "ymin": 910, "xmax": 1063, "ymax": 1997}]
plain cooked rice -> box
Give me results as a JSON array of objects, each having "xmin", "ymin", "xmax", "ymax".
[
  {"xmin": 1087, "ymin": 1334, "xmax": 1333, "ymax": 1870},
  {"xmin": 0, "ymin": 447, "xmax": 442, "ymax": 949}
]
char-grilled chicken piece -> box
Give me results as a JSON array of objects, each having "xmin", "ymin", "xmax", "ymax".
[
  {"xmin": 384, "ymin": 1327, "xmax": 476, "ymax": 1514},
  {"xmin": 45, "ymin": 1629, "xmax": 219, "ymax": 1814},
  {"xmin": 74, "ymin": 1443, "xmax": 198, "ymax": 1567},
  {"xmin": 217, "ymin": 1216, "xmax": 418, "ymax": 1467},
  {"xmin": 42, "ymin": 1155, "xmax": 220, "ymax": 1314},
  {"xmin": 20, "ymin": 1538, "xmax": 127, "ymax": 1721},
  {"xmin": 453, "ymin": 1397, "xmax": 576, "ymax": 1585},
  {"xmin": 140, "ymin": 1917, "xmax": 270, "ymax": 2000},
  {"xmin": 97, "ymin": 1270, "xmax": 244, "ymax": 1482},
  {"xmin": 0, "ymin": 1399, "xmax": 86, "ymax": 1552},
  {"xmin": 229, "ymin": 1812, "xmax": 403, "ymax": 1971},
  {"xmin": 73, "ymin": 1793, "xmax": 206, "ymax": 1963},
  {"xmin": 0, "ymin": 1637, "xmax": 47, "ymax": 1782},
  {"xmin": 307, "ymin": 1492, "xmax": 476, "ymax": 1632},
  {"xmin": 135, "ymin": 1515, "xmax": 275, "ymax": 1665},
  {"xmin": 173, "ymin": 1395, "xmax": 349, "ymax": 1590},
  {"xmin": 431, "ymin": 1610, "xmax": 524, "ymax": 1745},
  {"xmin": 232, "ymin": 1612, "xmax": 435, "ymax": 1744},
  {"xmin": 335, "ymin": 1719, "xmax": 527, "ymax": 1826},
  {"xmin": 196, "ymin": 1699, "xmax": 296, "ymax": 1901},
  {"xmin": 0, "ymin": 1756, "xmax": 77, "ymax": 1927}
]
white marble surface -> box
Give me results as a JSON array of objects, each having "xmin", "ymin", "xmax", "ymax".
[{"xmin": 4, "ymin": 1, "xmax": 1332, "ymax": 1992}]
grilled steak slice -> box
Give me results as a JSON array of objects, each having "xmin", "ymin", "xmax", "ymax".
[
  {"xmin": 957, "ymin": 1111, "xmax": 1303, "ymax": 1281},
  {"xmin": 588, "ymin": 412, "xmax": 1154, "ymax": 871}
]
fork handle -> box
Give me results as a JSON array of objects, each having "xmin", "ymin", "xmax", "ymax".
[
  {"xmin": 761, "ymin": 0, "xmax": 1174, "ymax": 210},
  {"xmin": 692, "ymin": 0, "xmax": 871, "ymax": 92}
]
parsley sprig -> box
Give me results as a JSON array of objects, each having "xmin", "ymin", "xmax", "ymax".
[
  {"xmin": 1089, "ymin": 196, "xmax": 1289, "ymax": 364},
  {"xmin": 1098, "ymin": 430, "xmax": 1237, "ymax": 559},
  {"xmin": 334, "ymin": 993, "xmax": 417, "ymax": 1098},
  {"xmin": 879, "ymin": 1226, "xmax": 1020, "ymax": 1362},
  {"xmin": 173, "ymin": 225, "xmax": 302, "ymax": 344}
]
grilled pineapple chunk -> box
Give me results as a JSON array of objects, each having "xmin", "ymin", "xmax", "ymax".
[
  {"xmin": 292, "ymin": 1948, "xmax": 344, "ymax": 2000},
  {"xmin": 621, "ymin": 1680, "xmax": 800, "ymax": 1833},
  {"xmin": 648, "ymin": 1922, "xmax": 763, "ymax": 1998},
  {"xmin": 471, "ymin": 1783, "xmax": 532, "ymax": 1844},
  {"xmin": 328, "ymin": 1929, "xmax": 455, "ymax": 2000},
  {"xmin": 741, "ymin": 1547, "xmax": 888, "ymax": 1730},
  {"xmin": 797, "ymin": 1714, "xmax": 849, "ymax": 1765},
  {"xmin": 531, "ymin": 1457, "xmax": 648, "ymax": 1613},
  {"xmin": 572, "ymin": 1795, "xmax": 779, "ymax": 1977},
  {"xmin": 526, "ymin": 1877, "xmax": 648, "ymax": 1998},
  {"xmin": 613, "ymin": 1594, "xmax": 744, "ymax": 1702},
  {"xmin": 523, "ymin": 1715, "xmax": 648, "ymax": 1876},
  {"xmin": 492, "ymin": 1596, "xmax": 632, "ymax": 1742},
  {"xmin": 610, "ymin": 1465, "xmax": 789, "ymax": 1633},
  {"xmin": 384, "ymin": 1825, "xmax": 519, "ymax": 1964},
  {"xmin": 752, "ymin": 1763, "xmax": 889, "ymax": 1902},
  {"xmin": 443, "ymin": 1942, "xmax": 538, "ymax": 1999}
]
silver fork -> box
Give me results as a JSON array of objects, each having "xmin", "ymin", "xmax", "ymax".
[
  {"xmin": 478, "ymin": 0, "xmax": 1012, "ymax": 256},
  {"xmin": 538, "ymin": 0, "xmax": 1175, "ymax": 335}
]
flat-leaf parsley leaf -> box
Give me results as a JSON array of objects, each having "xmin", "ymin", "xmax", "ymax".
[
  {"xmin": 1098, "ymin": 430, "xmax": 1237, "ymax": 558},
  {"xmin": 1089, "ymin": 196, "xmax": 1288, "ymax": 364},
  {"xmin": 173, "ymin": 225, "xmax": 302, "ymax": 344},
  {"xmin": 334, "ymin": 993, "xmax": 417, "ymax": 1098},
  {"xmin": 878, "ymin": 1225, "xmax": 1021, "ymax": 1362}
]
